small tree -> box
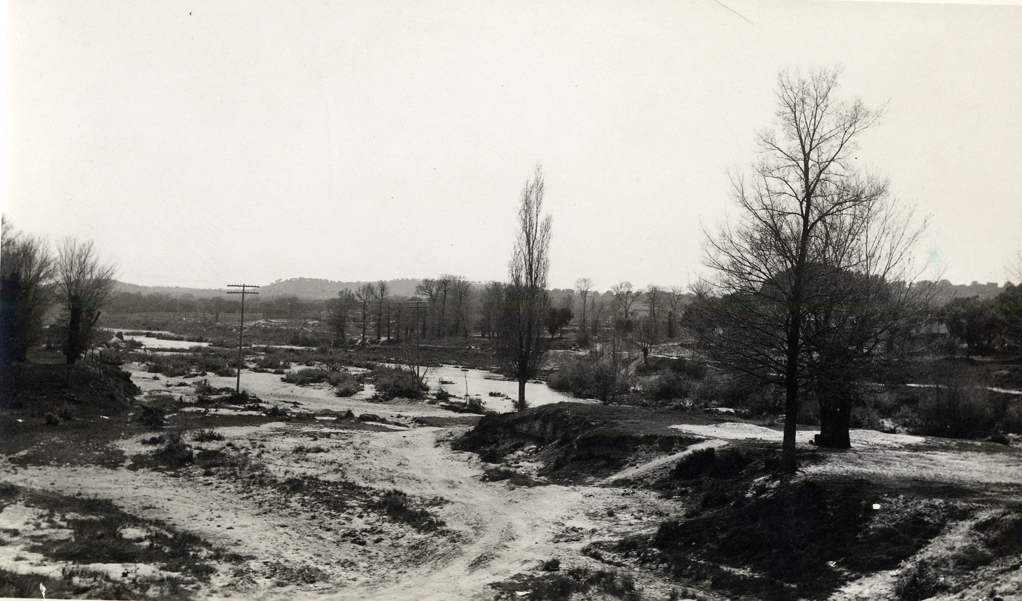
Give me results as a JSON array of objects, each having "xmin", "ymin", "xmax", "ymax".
[
  {"xmin": 996, "ymin": 283, "xmax": 1022, "ymax": 353},
  {"xmin": 645, "ymin": 284, "xmax": 664, "ymax": 336},
  {"xmin": 664, "ymin": 286, "xmax": 687, "ymax": 339},
  {"xmin": 545, "ymin": 306, "xmax": 573, "ymax": 339},
  {"xmin": 354, "ymin": 283, "xmax": 374, "ymax": 343},
  {"xmin": 448, "ymin": 275, "xmax": 472, "ymax": 337},
  {"xmin": 611, "ymin": 282, "xmax": 637, "ymax": 321},
  {"xmin": 326, "ymin": 289, "xmax": 355, "ymax": 344},
  {"xmin": 498, "ymin": 165, "xmax": 552, "ymax": 412},
  {"xmin": 635, "ymin": 316, "xmax": 656, "ymax": 367},
  {"xmin": 54, "ymin": 237, "xmax": 115, "ymax": 366},
  {"xmin": 415, "ymin": 279, "xmax": 440, "ymax": 338}
]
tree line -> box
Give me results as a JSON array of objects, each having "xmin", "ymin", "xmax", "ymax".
[{"xmin": 5, "ymin": 66, "xmax": 1019, "ymax": 475}]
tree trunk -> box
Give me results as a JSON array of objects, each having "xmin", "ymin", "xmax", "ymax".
[
  {"xmin": 781, "ymin": 313, "xmax": 800, "ymax": 474},
  {"xmin": 517, "ymin": 378, "xmax": 527, "ymax": 412},
  {"xmin": 816, "ymin": 396, "xmax": 852, "ymax": 449},
  {"xmin": 66, "ymin": 306, "xmax": 82, "ymax": 366}
]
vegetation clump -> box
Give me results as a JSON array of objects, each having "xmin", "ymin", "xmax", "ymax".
[
  {"xmin": 369, "ymin": 489, "xmax": 446, "ymax": 532},
  {"xmin": 371, "ymin": 365, "xmax": 426, "ymax": 400}
]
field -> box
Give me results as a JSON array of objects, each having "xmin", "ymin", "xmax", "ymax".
[{"xmin": 0, "ymin": 339, "xmax": 1020, "ymax": 601}]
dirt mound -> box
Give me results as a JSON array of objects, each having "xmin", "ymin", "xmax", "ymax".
[
  {"xmin": 453, "ymin": 403, "xmax": 699, "ymax": 482},
  {"xmin": 0, "ymin": 361, "xmax": 140, "ymax": 414},
  {"xmin": 597, "ymin": 448, "xmax": 1019, "ymax": 601}
]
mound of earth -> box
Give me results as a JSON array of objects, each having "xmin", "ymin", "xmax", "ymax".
[
  {"xmin": 452, "ymin": 402, "xmax": 704, "ymax": 483},
  {"xmin": 0, "ymin": 361, "xmax": 140, "ymax": 414}
]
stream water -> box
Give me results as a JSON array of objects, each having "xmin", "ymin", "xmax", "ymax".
[{"xmin": 421, "ymin": 364, "xmax": 584, "ymax": 412}]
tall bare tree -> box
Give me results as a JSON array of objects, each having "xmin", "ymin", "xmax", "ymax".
[
  {"xmin": 611, "ymin": 282, "xmax": 637, "ymax": 321},
  {"xmin": 574, "ymin": 277, "xmax": 593, "ymax": 343},
  {"xmin": 415, "ymin": 279, "xmax": 440, "ymax": 338},
  {"xmin": 1, "ymin": 219, "xmax": 54, "ymax": 364},
  {"xmin": 354, "ymin": 283, "xmax": 375, "ymax": 344},
  {"xmin": 664, "ymin": 286, "xmax": 687, "ymax": 339},
  {"xmin": 498, "ymin": 165, "xmax": 552, "ymax": 412},
  {"xmin": 448, "ymin": 276, "xmax": 473, "ymax": 338},
  {"xmin": 699, "ymin": 67, "xmax": 927, "ymax": 473},
  {"xmin": 54, "ymin": 237, "xmax": 116, "ymax": 366},
  {"xmin": 645, "ymin": 284, "xmax": 664, "ymax": 336},
  {"xmin": 374, "ymin": 281, "xmax": 389, "ymax": 340}
]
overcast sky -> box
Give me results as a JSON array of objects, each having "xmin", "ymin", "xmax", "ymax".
[{"xmin": 2, "ymin": 0, "xmax": 1020, "ymax": 292}]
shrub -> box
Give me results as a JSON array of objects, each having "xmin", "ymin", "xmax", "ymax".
[
  {"xmin": 97, "ymin": 348, "xmax": 127, "ymax": 366},
  {"xmin": 282, "ymin": 368, "xmax": 331, "ymax": 386},
  {"xmin": 647, "ymin": 372, "xmax": 694, "ymax": 401},
  {"xmin": 548, "ymin": 352, "xmax": 628, "ymax": 403},
  {"xmin": 328, "ymin": 371, "xmax": 362, "ymax": 397},
  {"xmin": 137, "ymin": 406, "xmax": 165, "ymax": 430},
  {"xmin": 153, "ymin": 431, "xmax": 194, "ymax": 468},
  {"xmin": 369, "ymin": 489, "xmax": 444, "ymax": 531},
  {"xmin": 371, "ymin": 366, "xmax": 426, "ymax": 400},
  {"xmin": 669, "ymin": 358, "xmax": 708, "ymax": 380},
  {"xmin": 914, "ymin": 382, "xmax": 996, "ymax": 439},
  {"xmin": 192, "ymin": 429, "xmax": 225, "ymax": 443}
]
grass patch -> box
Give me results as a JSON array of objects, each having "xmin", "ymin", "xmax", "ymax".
[
  {"xmin": 368, "ymin": 489, "xmax": 445, "ymax": 532},
  {"xmin": 3, "ymin": 484, "xmax": 245, "ymax": 588},
  {"xmin": 192, "ymin": 428, "xmax": 225, "ymax": 442}
]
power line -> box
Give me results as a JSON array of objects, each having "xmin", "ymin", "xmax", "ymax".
[{"xmin": 226, "ymin": 284, "xmax": 259, "ymax": 394}]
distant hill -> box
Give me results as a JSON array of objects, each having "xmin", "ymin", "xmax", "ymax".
[
  {"xmin": 113, "ymin": 278, "xmax": 424, "ymax": 300},
  {"xmin": 112, "ymin": 282, "xmax": 223, "ymax": 299},
  {"xmin": 259, "ymin": 278, "xmax": 422, "ymax": 299}
]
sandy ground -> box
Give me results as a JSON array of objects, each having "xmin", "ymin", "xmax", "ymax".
[
  {"xmin": 2, "ymin": 364, "xmax": 1020, "ymax": 600},
  {"xmin": 0, "ymin": 365, "xmax": 685, "ymax": 600}
]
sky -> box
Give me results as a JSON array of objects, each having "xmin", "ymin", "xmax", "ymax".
[{"xmin": 2, "ymin": 0, "xmax": 1020, "ymax": 292}]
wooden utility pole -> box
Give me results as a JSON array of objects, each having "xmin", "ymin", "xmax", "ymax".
[{"xmin": 226, "ymin": 284, "xmax": 259, "ymax": 394}]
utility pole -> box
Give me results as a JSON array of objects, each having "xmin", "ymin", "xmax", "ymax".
[{"xmin": 226, "ymin": 284, "xmax": 259, "ymax": 394}]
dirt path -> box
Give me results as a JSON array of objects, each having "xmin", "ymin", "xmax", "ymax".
[{"xmin": 0, "ymin": 418, "xmax": 677, "ymax": 600}]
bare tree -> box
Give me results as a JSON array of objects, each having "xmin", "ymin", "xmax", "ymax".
[
  {"xmin": 326, "ymin": 289, "xmax": 355, "ymax": 344},
  {"xmin": 664, "ymin": 286, "xmax": 687, "ymax": 339},
  {"xmin": 589, "ymin": 295, "xmax": 604, "ymax": 339},
  {"xmin": 478, "ymin": 282, "xmax": 505, "ymax": 338},
  {"xmin": 498, "ymin": 165, "xmax": 552, "ymax": 411},
  {"xmin": 374, "ymin": 281, "xmax": 389, "ymax": 341},
  {"xmin": 435, "ymin": 275, "xmax": 454, "ymax": 337},
  {"xmin": 354, "ymin": 283, "xmax": 375, "ymax": 344},
  {"xmin": 635, "ymin": 316, "xmax": 657, "ymax": 367},
  {"xmin": 1008, "ymin": 249, "xmax": 1022, "ymax": 285},
  {"xmin": 415, "ymin": 279, "xmax": 440, "ymax": 338},
  {"xmin": 1, "ymin": 219, "xmax": 54, "ymax": 364},
  {"xmin": 645, "ymin": 284, "xmax": 664, "ymax": 336},
  {"xmin": 54, "ymin": 237, "xmax": 116, "ymax": 366},
  {"xmin": 611, "ymin": 282, "xmax": 637, "ymax": 321},
  {"xmin": 574, "ymin": 277, "xmax": 593, "ymax": 344},
  {"xmin": 448, "ymin": 275, "xmax": 472, "ymax": 337},
  {"xmin": 699, "ymin": 67, "xmax": 928, "ymax": 473}
]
